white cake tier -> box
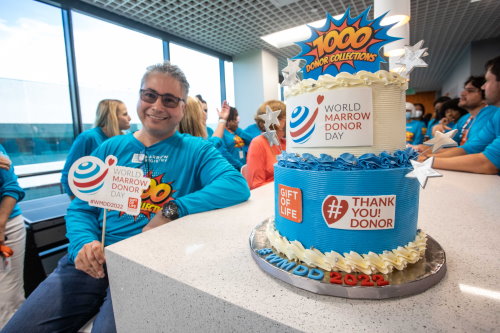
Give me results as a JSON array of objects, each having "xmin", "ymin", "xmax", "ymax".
[{"xmin": 285, "ymin": 70, "xmax": 408, "ymax": 157}]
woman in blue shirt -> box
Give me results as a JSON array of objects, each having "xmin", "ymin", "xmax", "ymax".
[
  {"xmin": 222, "ymin": 107, "xmax": 253, "ymax": 170},
  {"xmin": 60, "ymin": 99, "xmax": 131, "ymax": 198},
  {"xmin": 0, "ymin": 145, "xmax": 25, "ymax": 328}
]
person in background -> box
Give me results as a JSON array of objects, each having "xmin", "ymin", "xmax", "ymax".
[
  {"xmin": 60, "ymin": 99, "xmax": 131, "ymax": 199},
  {"xmin": 2, "ymin": 61, "xmax": 250, "ymax": 333},
  {"xmin": 246, "ymin": 100, "xmax": 287, "ymax": 189},
  {"xmin": 412, "ymin": 76, "xmax": 496, "ymax": 154},
  {"xmin": 425, "ymin": 96, "xmax": 451, "ymax": 140},
  {"xmin": 195, "ymin": 94, "xmax": 213, "ymax": 137},
  {"xmin": 430, "ymin": 98, "xmax": 467, "ymax": 137},
  {"xmin": 179, "ymin": 97, "xmax": 237, "ymax": 166},
  {"xmin": 0, "ymin": 145, "xmax": 25, "ymax": 329},
  {"xmin": 179, "ymin": 96, "xmax": 209, "ymax": 138},
  {"xmin": 222, "ymin": 107, "xmax": 253, "ymax": 170},
  {"xmin": 414, "ymin": 103, "xmax": 426, "ymax": 121},
  {"xmin": 423, "ymin": 55, "xmax": 500, "ymax": 174},
  {"xmin": 452, "ymin": 76, "xmax": 496, "ymax": 144},
  {"xmin": 405, "ymin": 102, "xmax": 426, "ymax": 145}
]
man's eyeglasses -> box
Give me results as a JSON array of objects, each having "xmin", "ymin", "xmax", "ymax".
[{"xmin": 140, "ymin": 89, "xmax": 185, "ymax": 108}]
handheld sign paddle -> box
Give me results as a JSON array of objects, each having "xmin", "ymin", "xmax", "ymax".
[{"xmin": 68, "ymin": 155, "xmax": 150, "ymax": 249}]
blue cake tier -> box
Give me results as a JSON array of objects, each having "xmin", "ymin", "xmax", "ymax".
[{"xmin": 274, "ymin": 165, "xmax": 420, "ymax": 255}]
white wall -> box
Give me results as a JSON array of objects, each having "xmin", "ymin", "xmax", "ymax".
[
  {"xmin": 441, "ymin": 37, "xmax": 500, "ymax": 98},
  {"xmin": 233, "ymin": 50, "xmax": 279, "ymax": 128}
]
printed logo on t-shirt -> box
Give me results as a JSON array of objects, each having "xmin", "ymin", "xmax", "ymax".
[
  {"xmin": 406, "ymin": 131, "xmax": 414, "ymax": 143},
  {"xmin": 119, "ymin": 171, "xmax": 175, "ymax": 220}
]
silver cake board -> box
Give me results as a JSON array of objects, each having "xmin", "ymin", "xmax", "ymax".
[{"xmin": 249, "ymin": 218, "xmax": 446, "ymax": 299}]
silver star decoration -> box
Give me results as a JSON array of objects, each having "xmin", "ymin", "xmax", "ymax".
[
  {"xmin": 258, "ymin": 106, "xmax": 281, "ymax": 131},
  {"xmin": 263, "ymin": 130, "xmax": 280, "ymax": 146},
  {"xmin": 394, "ymin": 40, "xmax": 429, "ymax": 77},
  {"xmin": 282, "ymin": 59, "xmax": 302, "ymax": 76},
  {"xmin": 281, "ymin": 72, "xmax": 300, "ymax": 87},
  {"xmin": 423, "ymin": 129, "xmax": 458, "ymax": 153},
  {"xmin": 405, "ymin": 157, "xmax": 442, "ymax": 188}
]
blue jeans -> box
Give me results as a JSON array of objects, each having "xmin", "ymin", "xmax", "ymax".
[{"xmin": 1, "ymin": 255, "xmax": 116, "ymax": 333}]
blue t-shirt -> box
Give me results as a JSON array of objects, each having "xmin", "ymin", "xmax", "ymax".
[
  {"xmin": 0, "ymin": 145, "xmax": 25, "ymax": 219},
  {"xmin": 244, "ymin": 123, "xmax": 262, "ymax": 140},
  {"xmin": 427, "ymin": 118, "xmax": 439, "ymax": 139},
  {"xmin": 206, "ymin": 126, "xmax": 214, "ymax": 138},
  {"xmin": 406, "ymin": 120, "xmax": 426, "ymax": 145},
  {"xmin": 461, "ymin": 107, "xmax": 500, "ymax": 169},
  {"xmin": 453, "ymin": 105, "xmax": 497, "ymax": 144},
  {"xmin": 61, "ymin": 127, "xmax": 109, "ymax": 196},
  {"xmin": 222, "ymin": 128, "xmax": 253, "ymax": 170},
  {"xmin": 65, "ymin": 132, "xmax": 250, "ymax": 262}
]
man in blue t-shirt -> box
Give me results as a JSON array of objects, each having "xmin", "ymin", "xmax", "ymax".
[
  {"xmin": 427, "ymin": 56, "xmax": 500, "ymax": 174},
  {"xmin": 2, "ymin": 62, "xmax": 251, "ymax": 333}
]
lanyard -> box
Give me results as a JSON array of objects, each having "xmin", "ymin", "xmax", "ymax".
[{"xmin": 459, "ymin": 116, "xmax": 475, "ymax": 146}]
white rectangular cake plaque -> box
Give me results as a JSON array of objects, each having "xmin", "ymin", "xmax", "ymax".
[
  {"xmin": 321, "ymin": 194, "xmax": 396, "ymax": 230},
  {"xmin": 287, "ymin": 87, "xmax": 373, "ymax": 147}
]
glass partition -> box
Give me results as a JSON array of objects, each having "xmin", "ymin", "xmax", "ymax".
[{"xmin": 0, "ymin": 0, "xmax": 72, "ymax": 166}]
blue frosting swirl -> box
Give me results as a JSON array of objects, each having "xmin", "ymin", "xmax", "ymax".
[{"xmin": 277, "ymin": 147, "xmax": 417, "ymax": 171}]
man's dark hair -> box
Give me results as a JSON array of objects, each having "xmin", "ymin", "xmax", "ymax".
[
  {"xmin": 464, "ymin": 76, "xmax": 486, "ymax": 99},
  {"xmin": 485, "ymin": 56, "xmax": 500, "ymax": 81}
]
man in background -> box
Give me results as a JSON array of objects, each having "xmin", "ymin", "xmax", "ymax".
[{"xmin": 426, "ymin": 56, "xmax": 500, "ymax": 174}]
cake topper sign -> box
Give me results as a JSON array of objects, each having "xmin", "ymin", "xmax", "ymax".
[{"xmin": 294, "ymin": 7, "xmax": 400, "ymax": 78}]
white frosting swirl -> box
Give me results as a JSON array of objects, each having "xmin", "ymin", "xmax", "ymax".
[{"xmin": 266, "ymin": 219, "xmax": 427, "ymax": 275}]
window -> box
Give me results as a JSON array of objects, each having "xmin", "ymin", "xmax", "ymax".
[
  {"xmin": 170, "ymin": 43, "xmax": 222, "ymax": 127},
  {"xmin": 72, "ymin": 12, "xmax": 164, "ymax": 130},
  {"xmin": 1, "ymin": 0, "xmax": 232, "ymax": 200},
  {"xmin": 0, "ymin": 0, "xmax": 72, "ymax": 166}
]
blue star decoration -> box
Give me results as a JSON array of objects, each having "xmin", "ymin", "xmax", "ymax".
[
  {"xmin": 423, "ymin": 129, "xmax": 458, "ymax": 153},
  {"xmin": 258, "ymin": 106, "xmax": 282, "ymax": 146},
  {"xmin": 394, "ymin": 40, "xmax": 429, "ymax": 77},
  {"xmin": 405, "ymin": 157, "xmax": 442, "ymax": 188},
  {"xmin": 293, "ymin": 7, "xmax": 401, "ymax": 79}
]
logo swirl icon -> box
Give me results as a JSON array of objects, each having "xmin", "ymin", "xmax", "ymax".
[
  {"xmin": 69, "ymin": 156, "xmax": 115, "ymax": 199},
  {"xmin": 289, "ymin": 94, "xmax": 323, "ymax": 143}
]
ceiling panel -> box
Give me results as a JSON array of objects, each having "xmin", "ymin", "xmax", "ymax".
[{"xmin": 81, "ymin": 0, "xmax": 500, "ymax": 92}]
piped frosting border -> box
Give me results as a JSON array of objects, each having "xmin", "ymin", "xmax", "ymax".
[
  {"xmin": 277, "ymin": 147, "xmax": 418, "ymax": 171},
  {"xmin": 266, "ymin": 218, "xmax": 427, "ymax": 275}
]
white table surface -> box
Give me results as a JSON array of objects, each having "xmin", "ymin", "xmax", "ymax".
[{"xmin": 106, "ymin": 170, "xmax": 500, "ymax": 332}]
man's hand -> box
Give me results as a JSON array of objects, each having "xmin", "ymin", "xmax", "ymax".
[
  {"xmin": 0, "ymin": 155, "xmax": 11, "ymax": 171},
  {"xmin": 74, "ymin": 240, "xmax": 106, "ymax": 279},
  {"xmin": 142, "ymin": 213, "xmax": 172, "ymax": 232}
]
